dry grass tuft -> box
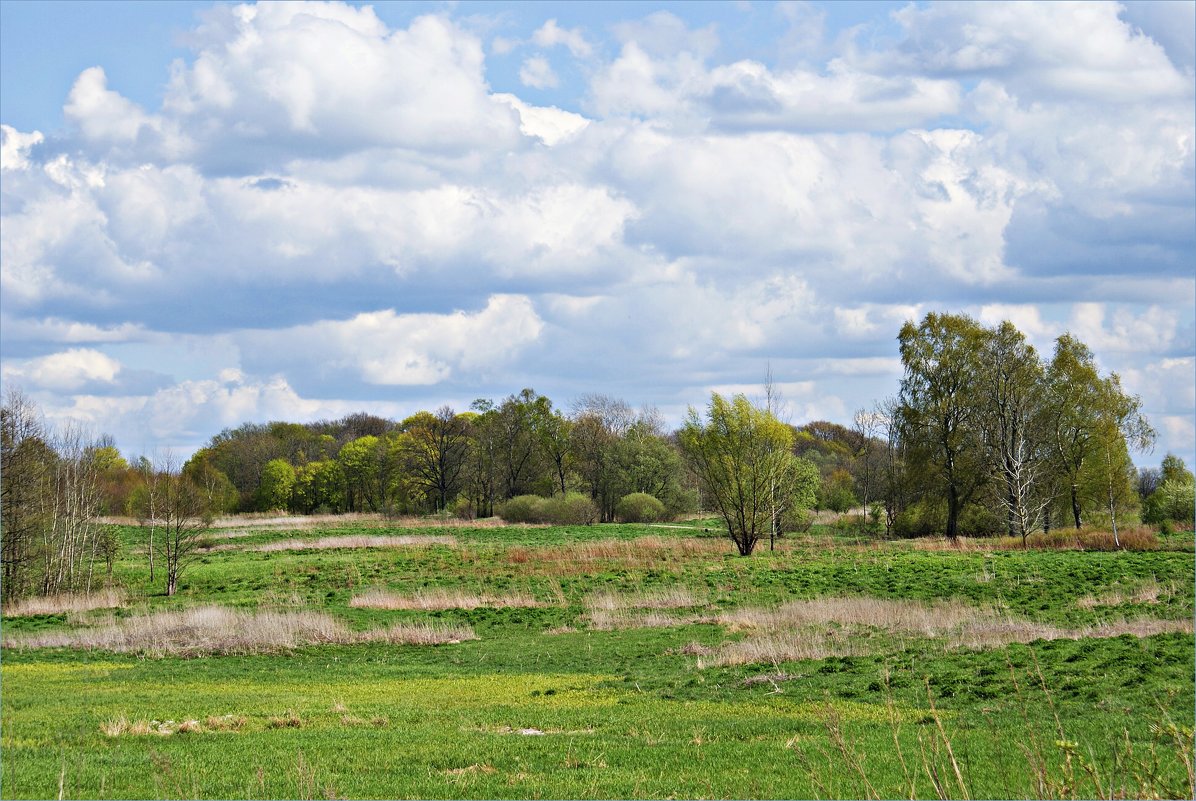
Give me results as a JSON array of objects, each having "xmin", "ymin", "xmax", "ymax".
[
  {"xmin": 585, "ymin": 586, "xmax": 704, "ymax": 612},
  {"xmin": 368, "ymin": 621, "xmax": 478, "ymax": 645},
  {"xmin": 1077, "ymin": 580, "xmax": 1173, "ymax": 608},
  {"xmin": 204, "ymin": 714, "xmax": 246, "ymax": 731},
  {"xmin": 349, "ymin": 587, "xmax": 542, "ymax": 611},
  {"xmin": 712, "ymin": 596, "xmax": 1006, "ymax": 635},
  {"xmin": 912, "ymin": 526, "xmax": 1163, "ymax": 552},
  {"xmin": 101, "ymin": 717, "xmax": 203, "ymax": 737},
  {"xmin": 492, "ymin": 536, "xmax": 731, "ymax": 576},
  {"xmin": 700, "ymin": 631, "xmax": 861, "ymax": 667},
  {"xmin": 245, "ymin": 535, "xmax": 456, "ymax": 552},
  {"xmin": 3, "ymin": 588, "xmax": 127, "ymax": 617},
  {"xmin": 542, "ymin": 625, "xmax": 577, "ymax": 636},
  {"xmin": 587, "ymin": 609, "xmax": 696, "ymax": 631},
  {"xmin": 267, "ymin": 711, "xmax": 302, "ymax": 729},
  {"xmin": 949, "ymin": 617, "xmax": 1193, "ymax": 649},
  {"xmin": 444, "ymin": 764, "xmax": 498, "ymax": 777},
  {"xmin": 6, "ymin": 605, "xmax": 477, "ymax": 656},
  {"xmin": 689, "ymin": 596, "xmax": 1195, "ymax": 666}
]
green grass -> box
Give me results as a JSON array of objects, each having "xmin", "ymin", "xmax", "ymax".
[{"xmin": 2, "ymin": 519, "xmax": 1193, "ymax": 799}]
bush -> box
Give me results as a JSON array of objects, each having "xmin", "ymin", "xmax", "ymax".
[
  {"xmin": 450, "ymin": 497, "xmax": 476, "ymax": 520},
  {"xmin": 892, "ymin": 500, "xmax": 944, "ymax": 538},
  {"xmin": 1143, "ymin": 479, "xmax": 1195, "ymax": 525},
  {"xmin": 542, "ymin": 492, "xmax": 598, "ymax": 525},
  {"xmin": 497, "ymin": 495, "xmax": 547, "ymax": 524},
  {"xmin": 616, "ymin": 492, "xmax": 666, "ymax": 523}
]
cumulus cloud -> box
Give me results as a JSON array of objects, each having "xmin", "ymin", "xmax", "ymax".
[
  {"xmin": 532, "ymin": 19, "xmax": 593, "ymax": 59},
  {"xmin": 519, "ymin": 56, "xmax": 559, "ymax": 89},
  {"xmin": 2, "ymin": 348, "xmax": 122, "ymax": 391},
  {"xmin": 1, "ymin": 125, "xmax": 44, "ymax": 171},
  {"xmin": 869, "ymin": 2, "xmax": 1191, "ymax": 103},
  {"xmin": 0, "ymin": 1, "xmax": 1191, "ymax": 465},
  {"xmin": 238, "ymin": 295, "xmax": 544, "ymax": 388}
]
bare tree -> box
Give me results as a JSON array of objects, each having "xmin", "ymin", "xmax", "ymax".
[
  {"xmin": 156, "ymin": 454, "xmax": 214, "ymax": 597},
  {"xmin": 851, "ymin": 408, "xmax": 885, "ymax": 536},
  {"xmin": 40, "ymin": 421, "xmax": 106, "ymax": 595},
  {"xmin": 1, "ymin": 389, "xmax": 52, "ymax": 601}
]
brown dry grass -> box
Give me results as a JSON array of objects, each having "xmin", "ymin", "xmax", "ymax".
[
  {"xmin": 349, "ymin": 587, "xmax": 543, "ymax": 611},
  {"xmin": 698, "ymin": 631, "xmax": 864, "ymax": 667},
  {"xmin": 1077, "ymin": 579, "xmax": 1174, "ymax": 608},
  {"xmin": 712, "ymin": 597, "xmax": 1005, "ymax": 635},
  {"xmin": 911, "ymin": 526, "xmax": 1164, "ymax": 552},
  {"xmin": 587, "ymin": 609, "xmax": 697, "ymax": 631},
  {"xmin": 491, "ymin": 536, "xmax": 732, "ymax": 576},
  {"xmin": 101, "ymin": 716, "xmax": 204, "ymax": 737},
  {"xmin": 691, "ymin": 596, "xmax": 1194, "ymax": 667},
  {"xmin": 585, "ymin": 586, "xmax": 705, "ymax": 612},
  {"xmin": 3, "ymin": 588, "xmax": 127, "ymax": 618},
  {"xmin": 6, "ymin": 606, "xmax": 476, "ymax": 656},
  {"xmin": 243, "ymin": 535, "xmax": 456, "ymax": 552},
  {"xmin": 948, "ymin": 617, "xmax": 1193, "ymax": 649}
]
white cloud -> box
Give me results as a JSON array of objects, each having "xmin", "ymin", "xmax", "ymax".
[
  {"xmin": 519, "ymin": 56, "xmax": 559, "ymax": 89},
  {"xmin": 239, "ymin": 295, "xmax": 544, "ymax": 386},
  {"xmin": 1067, "ymin": 303, "xmax": 1178, "ymax": 356},
  {"xmin": 874, "ymin": 2, "xmax": 1191, "ymax": 103},
  {"xmin": 492, "ymin": 94, "xmax": 589, "ymax": 145},
  {"xmin": 3, "ymin": 348, "xmax": 122, "ymax": 391},
  {"xmin": 1, "ymin": 2, "xmax": 1191, "ymax": 467},
  {"xmin": 154, "ymin": 8, "xmax": 523, "ymax": 164},
  {"xmin": 0, "ymin": 125, "xmax": 44, "ymax": 171},
  {"xmin": 532, "ymin": 19, "xmax": 593, "ymax": 58}
]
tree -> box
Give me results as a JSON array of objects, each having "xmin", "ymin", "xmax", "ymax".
[
  {"xmin": 402, "ymin": 406, "xmax": 471, "ymax": 512},
  {"xmin": 1, "ymin": 389, "xmax": 53, "ymax": 601},
  {"xmin": 1143, "ymin": 455, "xmax": 1195, "ymax": 525},
  {"xmin": 978, "ymin": 321, "xmax": 1052, "ymax": 543},
  {"xmin": 1045, "ymin": 335, "xmax": 1105, "ymax": 529},
  {"xmin": 897, "ymin": 313, "xmax": 988, "ymax": 540},
  {"xmin": 156, "ymin": 456, "xmax": 214, "ymax": 596},
  {"xmin": 338, "ymin": 435, "xmax": 382, "ymax": 512},
  {"xmin": 851, "ymin": 409, "xmax": 885, "ymax": 535},
  {"xmin": 1089, "ymin": 374, "xmax": 1155, "ymax": 545},
  {"xmin": 256, "ymin": 458, "xmax": 296, "ymax": 511},
  {"xmin": 679, "ymin": 393, "xmax": 818, "ymax": 556}
]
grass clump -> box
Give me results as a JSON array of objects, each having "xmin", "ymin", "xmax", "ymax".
[
  {"xmin": 3, "ymin": 588, "xmax": 127, "ymax": 617},
  {"xmin": 349, "ymin": 587, "xmax": 543, "ymax": 611},
  {"xmin": 6, "ymin": 605, "xmax": 476, "ymax": 656}
]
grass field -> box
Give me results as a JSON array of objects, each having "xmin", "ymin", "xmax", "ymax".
[{"xmin": 2, "ymin": 517, "xmax": 1193, "ymax": 799}]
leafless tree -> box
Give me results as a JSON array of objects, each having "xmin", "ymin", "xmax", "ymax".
[
  {"xmin": 156, "ymin": 454, "xmax": 214, "ymax": 597},
  {"xmin": 1, "ymin": 389, "xmax": 52, "ymax": 601}
]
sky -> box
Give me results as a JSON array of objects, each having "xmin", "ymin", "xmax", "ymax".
[{"xmin": 1, "ymin": 0, "xmax": 1193, "ymax": 468}]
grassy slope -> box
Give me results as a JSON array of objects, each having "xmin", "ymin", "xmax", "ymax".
[{"xmin": 1, "ymin": 521, "xmax": 1192, "ymax": 799}]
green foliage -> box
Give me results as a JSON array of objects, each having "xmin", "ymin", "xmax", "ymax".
[
  {"xmin": 1145, "ymin": 477, "xmax": 1196, "ymax": 526},
  {"xmin": 496, "ymin": 494, "xmax": 546, "ymax": 524},
  {"xmin": 615, "ymin": 492, "xmax": 666, "ymax": 523},
  {"xmin": 255, "ymin": 458, "xmax": 296, "ymax": 512},
  {"xmin": 680, "ymin": 393, "xmax": 818, "ymax": 555},
  {"xmin": 817, "ymin": 468, "xmax": 858, "ymax": 512},
  {"xmin": 541, "ymin": 492, "xmax": 599, "ymax": 525}
]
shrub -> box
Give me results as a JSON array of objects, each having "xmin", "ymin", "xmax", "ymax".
[
  {"xmin": 450, "ymin": 496, "xmax": 476, "ymax": 520},
  {"xmin": 892, "ymin": 500, "xmax": 944, "ymax": 538},
  {"xmin": 497, "ymin": 495, "xmax": 548, "ymax": 524},
  {"xmin": 616, "ymin": 492, "xmax": 666, "ymax": 523},
  {"xmin": 542, "ymin": 492, "xmax": 598, "ymax": 525}
]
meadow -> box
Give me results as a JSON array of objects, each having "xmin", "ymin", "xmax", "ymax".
[{"xmin": 1, "ymin": 516, "xmax": 1192, "ymax": 799}]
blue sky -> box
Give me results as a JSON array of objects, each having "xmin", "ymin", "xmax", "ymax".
[{"xmin": 1, "ymin": 0, "xmax": 1193, "ymax": 468}]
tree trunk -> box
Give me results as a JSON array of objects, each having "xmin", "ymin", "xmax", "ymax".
[
  {"xmin": 945, "ymin": 484, "xmax": 961, "ymax": 540},
  {"xmin": 1070, "ymin": 485, "xmax": 1082, "ymax": 529}
]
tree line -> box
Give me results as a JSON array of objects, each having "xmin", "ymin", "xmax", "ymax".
[{"xmin": 3, "ymin": 313, "xmax": 1192, "ymax": 598}]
